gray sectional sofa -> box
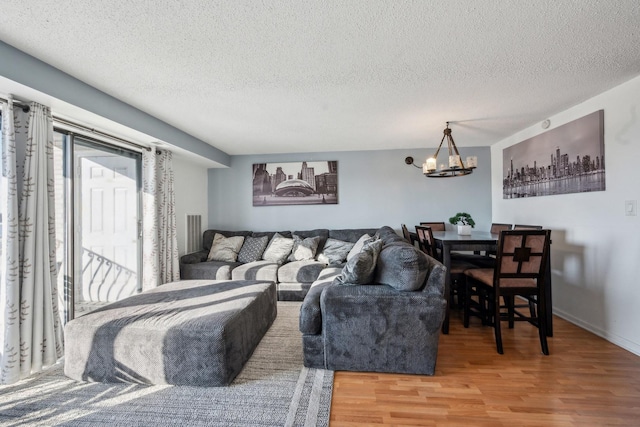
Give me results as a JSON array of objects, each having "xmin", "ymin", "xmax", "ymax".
[
  {"xmin": 180, "ymin": 227, "xmax": 380, "ymax": 301},
  {"xmin": 180, "ymin": 225, "xmax": 447, "ymax": 375}
]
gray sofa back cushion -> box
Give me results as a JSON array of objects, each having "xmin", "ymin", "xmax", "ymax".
[
  {"xmin": 203, "ymin": 229, "xmax": 252, "ymax": 251},
  {"xmin": 251, "ymin": 230, "xmax": 293, "ymax": 241},
  {"xmin": 375, "ymin": 242, "xmax": 429, "ymax": 291},
  {"xmin": 329, "ymin": 228, "xmax": 379, "ymax": 243},
  {"xmin": 376, "ymin": 226, "xmax": 405, "ymax": 245}
]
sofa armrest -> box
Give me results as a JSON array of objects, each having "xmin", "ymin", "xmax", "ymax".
[
  {"xmin": 180, "ymin": 250, "xmax": 209, "ymax": 265},
  {"xmin": 299, "ymin": 282, "xmax": 334, "ymax": 334},
  {"xmin": 422, "ymin": 262, "xmax": 446, "ymax": 297},
  {"xmin": 320, "ymin": 284, "xmax": 446, "ymax": 375}
]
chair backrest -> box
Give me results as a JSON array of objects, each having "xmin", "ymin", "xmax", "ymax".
[
  {"xmin": 415, "ymin": 225, "xmax": 437, "ymax": 259},
  {"xmin": 401, "ymin": 224, "xmax": 411, "ymax": 241},
  {"xmin": 490, "ymin": 223, "xmax": 513, "ymax": 234},
  {"xmin": 513, "ymin": 224, "xmax": 543, "ymax": 230},
  {"xmin": 420, "ymin": 222, "xmax": 446, "ymax": 232},
  {"xmin": 494, "ymin": 229, "xmax": 551, "ymax": 289}
]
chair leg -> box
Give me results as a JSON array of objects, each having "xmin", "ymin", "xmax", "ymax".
[
  {"xmin": 537, "ymin": 297, "xmax": 549, "ymax": 355},
  {"xmin": 463, "ymin": 281, "xmax": 471, "ymax": 328},
  {"xmin": 494, "ymin": 294, "xmax": 504, "ymax": 354},
  {"xmin": 507, "ymin": 295, "xmax": 515, "ymax": 329}
]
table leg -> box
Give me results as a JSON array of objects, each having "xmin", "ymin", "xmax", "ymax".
[
  {"xmin": 545, "ymin": 259, "xmax": 553, "ymax": 337},
  {"xmin": 442, "ymin": 243, "xmax": 451, "ymax": 335}
]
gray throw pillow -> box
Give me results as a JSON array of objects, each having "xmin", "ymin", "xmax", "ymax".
[
  {"xmin": 207, "ymin": 233, "xmax": 245, "ymax": 262},
  {"xmin": 335, "ymin": 238, "xmax": 383, "ymax": 285},
  {"xmin": 346, "ymin": 233, "xmax": 372, "ymax": 261},
  {"xmin": 317, "ymin": 238, "xmax": 355, "ymax": 265},
  {"xmin": 262, "ymin": 232, "xmax": 294, "ymax": 265},
  {"xmin": 288, "ymin": 234, "xmax": 321, "ymax": 262},
  {"xmin": 375, "ymin": 242, "xmax": 429, "ymax": 291},
  {"xmin": 237, "ymin": 235, "xmax": 269, "ymax": 263}
]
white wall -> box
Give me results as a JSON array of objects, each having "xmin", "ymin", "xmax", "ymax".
[
  {"xmin": 491, "ymin": 75, "xmax": 640, "ymax": 355},
  {"xmin": 173, "ymin": 155, "xmax": 209, "ymax": 256},
  {"xmin": 208, "ymin": 147, "xmax": 492, "ymax": 234}
]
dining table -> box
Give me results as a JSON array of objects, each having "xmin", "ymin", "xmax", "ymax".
[{"xmin": 432, "ymin": 230, "xmax": 553, "ymax": 336}]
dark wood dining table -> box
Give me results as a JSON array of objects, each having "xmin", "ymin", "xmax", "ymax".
[{"xmin": 432, "ymin": 230, "xmax": 553, "ymax": 337}]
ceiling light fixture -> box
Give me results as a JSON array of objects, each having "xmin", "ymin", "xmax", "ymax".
[{"xmin": 405, "ymin": 122, "xmax": 477, "ymax": 178}]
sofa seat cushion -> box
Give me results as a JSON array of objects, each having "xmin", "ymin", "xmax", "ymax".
[
  {"xmin": 375, "ymin": 242, "xmax": 429, "ymax": 291},
  {"xmin": 231, "ymin": 260, "xmax": 279, "ymax": 282},
  {"xmin": 277, "ymin": 260, "xmax": 326, "ymax": 283},
  {"xmin": 316, "ymin": 266, "xmax": 344, "ymax": 282},
  {"xmin": 277, "ymin": 282, "xmax": 313, "ymax": 302},
  {"xmin": 180, "ymin": 260, "xmax": 240, "ymax": 280}
]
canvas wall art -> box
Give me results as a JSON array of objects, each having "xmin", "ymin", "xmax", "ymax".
[
  {"xmin": 253, "ymin": 161, "xmax": 338, "ymax": 206},
  {"xmin": 503, "ymin": 110, "xmax": 605, "ymax": 199}
]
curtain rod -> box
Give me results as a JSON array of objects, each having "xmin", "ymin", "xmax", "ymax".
[
  {"xmin": 53, "ymin": 116, "xmax": 151, "ymax": 152},
  {"xmin": 0, "ymin": 95, "xmax": 30, "ymax": 112},
  {"xmin": 1, "ymin": 94, "xmax": 152, "ymax": 152}
]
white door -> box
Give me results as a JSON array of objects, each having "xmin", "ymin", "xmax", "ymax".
[{"xmin": 75, "ymin": 142, "xmax": 140, "ymax": 305}]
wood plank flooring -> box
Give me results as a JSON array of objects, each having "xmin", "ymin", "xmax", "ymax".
[{"xmin": 329, "ymin": 309, "xmax": 640, "ymax": 426}]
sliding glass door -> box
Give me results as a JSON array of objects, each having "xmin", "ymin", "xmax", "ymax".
[{"xmin": 53, "ymin": 131, "xmax": 142, "ymax": 318}]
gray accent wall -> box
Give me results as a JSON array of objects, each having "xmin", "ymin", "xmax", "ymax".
[{"xmin": 208, "ymin": 147, "xmax": 491, "ymax": 233}]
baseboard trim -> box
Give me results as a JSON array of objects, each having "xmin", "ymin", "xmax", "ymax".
[{"xmin": 553, "ymin": 308, "xmax": 640, "ymax": 357}]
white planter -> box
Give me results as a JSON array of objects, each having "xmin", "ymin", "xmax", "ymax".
[{"xmin": 457, "ymin": 225, "xmax": 472, "ymax": 235}]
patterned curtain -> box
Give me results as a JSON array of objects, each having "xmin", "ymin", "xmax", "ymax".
[
  {"xmin": 142, "ymin": 148, "xmax": 179, "ymax": 291},
  {"xmin": 0, "ymin": 100, "xmax": 63, "ymax": 385}
]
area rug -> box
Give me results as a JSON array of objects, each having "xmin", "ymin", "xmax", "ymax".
[{"xmin": 0, "ymin": 302, "xmax": 332, "ymax": 427}]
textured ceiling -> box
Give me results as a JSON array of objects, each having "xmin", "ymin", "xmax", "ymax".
[{"xmin": 1, "ymin": 1, "xmax": 639, "ymax": 155}]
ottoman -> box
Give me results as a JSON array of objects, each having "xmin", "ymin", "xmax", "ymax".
[{"xmin": 64, "ymin": 279, "xmax": 277, "ymax": 386}]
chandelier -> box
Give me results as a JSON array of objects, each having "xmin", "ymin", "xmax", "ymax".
[{"xmin": 405, "ymin": 122, "xmax": 477, "ymax": 178}]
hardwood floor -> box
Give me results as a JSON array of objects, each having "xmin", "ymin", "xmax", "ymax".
[{"xmin": 329, "ymin": 309, "xmax": 640, "ymax": 426}]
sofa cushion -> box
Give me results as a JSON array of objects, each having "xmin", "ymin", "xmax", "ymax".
[
  {"xmin": 376, "ymin": 226, "xmax": 405, "ymax": 245},
  {"xmin": 299, "ymin": 266, "xmax": 344, "ymax": 334},
  {"xmin": 179, "ymin": 260, "xmax": 240, "ymax": 280},
  {"xmin": 335, "ymin": 238, "xmax": 383, "ymax": 285},
  {"xmin": 203, "ymin": 229, "xmax": 251, "ymax": 251},
  {"xmin": 207, "ymin": 233, "xmax": 245, "ymax": 262},
  {"xmin": 317, "ymin": 238, "xmax": 355, "ymax": 265},
  {"xmin": 288, "ymin": 234, "xmax": 321, "ymax": 262},
  {"xmin": 346, "ymin": 234, "xmax": 372, "ymax": 261},
  {"xmin": 292, "ymin": 229, "xmax": 330, "ymax": 253},
  {"xmin": 231, "ymin": 260, "xmax": 279, "ymax": 282},
  {"xmin": 375, "ymin": 242, "xmax": 429, "ymax": 291},
  {"xmin": 278, "ymin": 260, "xmax": 326, "ymax": 283},
  {"xmin": 329, "ymin": 228, "xmax": 379, "ymax": 243},
  {"xmin": 237, "ymin": 235, "xmax": 269, "ymax": 264},
  {"xmin": 262, "ymin": 232, "xmax": 294, "ymax": 264}
]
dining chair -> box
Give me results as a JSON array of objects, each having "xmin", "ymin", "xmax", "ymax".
[
  {"xmin": 401, "ymin": 224, "xmax": 420, "ymax": 248},
  {"xmin": 463, "ymin": 229, "xmax": 552, "ymax": 355},
  {"xmin": 490, "ymin": 223, "xmax": 513, "ymax": 234},
  {"xmin": 419, "ymin": 222, "xmax": 446, "ymax": 231},
  {"xmin": 415, "ymin": 225, "xmax": 476, "ymax": 309},
  {"xmin": 482, "ymin": 223, "xmax": 513, "ymax": 258}
]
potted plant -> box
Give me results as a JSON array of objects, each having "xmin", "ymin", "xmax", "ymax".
[{"xmin": 449, "ymin": 212, "xmax": 475, "ymax": 235}]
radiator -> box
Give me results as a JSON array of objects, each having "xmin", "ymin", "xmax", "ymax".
[{"xmin": 186, "ymin": 214, "xmax": 202, "ymax": 253}]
